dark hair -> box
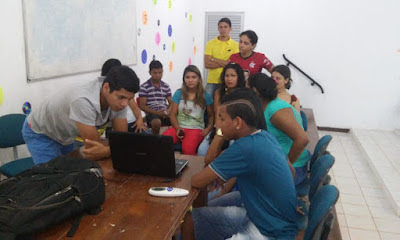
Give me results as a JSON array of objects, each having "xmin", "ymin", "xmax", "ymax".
[
  {"xmin": 219, "ymin": 63, "xmax": 245, "ymax": 101},
  {"xmin": 149, "ymin": 60, "xmax": 163, "ymax": 71},
  {"xmin": 218, "ymin": 18, "xmax": 232, "ymax": 28},
  {"xmin": 101, "ymin": 58, "xmax": 122, "ymax": 76},
  {"xmin": 103, "ymin": 65, "xmax": 140, "ymax": 93},
  {"xmin": 240, "ymin": 30, "xmax": 258, "ymax": 45},
  {"xmin": 272, "ymin": 65, "xmax": 292, "ymax": 89},
  {"xmin": 248, "ymin": 73, "xmax": 278, "ymax": 101},
  {"xmin": 181, "ymin": 65, "xmax": 206, "ymax": 108},
  {"xmin": 220, "ymin": 88, "xmax": 267, "ymax": 130}
]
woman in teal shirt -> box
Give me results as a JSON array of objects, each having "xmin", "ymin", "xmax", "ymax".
[{"xmin": 248, "ymin": 73, "xmax": 309, "ymax": 185}]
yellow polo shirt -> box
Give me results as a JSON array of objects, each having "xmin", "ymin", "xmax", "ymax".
[{"xmin": 205, "ymin": 37, "xmax": 239, "ymax": 84}]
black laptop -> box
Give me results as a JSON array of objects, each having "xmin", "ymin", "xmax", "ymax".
[{"xmin": 108, "ymin": 131, "xmax": 188, "ymax": 178}]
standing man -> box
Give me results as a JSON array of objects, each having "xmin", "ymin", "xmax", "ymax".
[
  {"xmin": 22, "ymin": 66, "xmax": 140, "ymax": 164},
  {"xmin": 204, "ymin": 18, "xmax": 239, "ymax": 98}
]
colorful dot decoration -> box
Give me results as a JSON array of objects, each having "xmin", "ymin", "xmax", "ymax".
[
  {"xmin": 168, "ymin": 61, "xmax": 173, "ymax": 72},
  {"xmin": 188, "ymin": 58, "xmax": 192, "ymax": 65},
  {"xmin": 193, "ymin": 46, "xmax": 197, "ymax": 55},
  {"xmin": 0, "ymin": 86, "xmax": 3, "ymax": 106},
  {"xmin": 171, "ymin": 42, "xmax": 176, "ymax": 54},
  {"xmin": 155, "ymin": 32, "xmax": 161, "ymax": 45},
  {"xmin": 142, "ymin": 11, "xmax": 149, "ymax": 25},
  {"xmin": 141, "ymin": 49, "xmax": 147, "ymax": 64},
  {"xmin": 168, "ymin": 0, "xmax": 172, "ymax": 9},
  {"xmin": 22, "ymin": 102, "xmax": 31, "ymax": 114},
  {"xmin": 168, "ymin": 25, "xmax": 172, "ymax": 37},
  {"xmin": 153, "ymin": 0, "xmax": 158, "ymax": 5},
  {"xmin": 163, "ymin": 44, "xmax": 166, "ymax": 50},
  {"xmin": 189, "ymin": 14, "xmax": 193, "ymax": 23}
]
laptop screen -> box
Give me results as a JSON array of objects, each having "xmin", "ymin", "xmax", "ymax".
[{"xmin": 108, "ymin": 131, "xmax": 179, "ymax": 178}]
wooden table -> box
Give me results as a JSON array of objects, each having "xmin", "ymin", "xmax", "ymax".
[{"xmin": 37, "ymin": 154, "xmax": 204, "ymax": 240}]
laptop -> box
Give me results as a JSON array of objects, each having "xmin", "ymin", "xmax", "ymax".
[{"xmin": 108, "ymin": 131, "xmax": 188, "ymax": 178}]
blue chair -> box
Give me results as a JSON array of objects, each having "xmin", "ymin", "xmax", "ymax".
[
  {"xmin": 296, "ymin": 154, "xmax": 335, "ymax": 198},
  {"xmin": 310, "ymin": 135, "xmax": 332, "ymax": 169},
  {"xmin": 304, "ymin": 185, "xmax": 339, "ymax": 240},
  {"xmin": 0, "ymin": 114, "xmax": 34, "ymax": 177},
  {"xmin": 300, "ymin": 110, "xmax": 308, "ymax": 131}
]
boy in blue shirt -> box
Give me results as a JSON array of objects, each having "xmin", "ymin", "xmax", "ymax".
[{"xmin": 181, "ymin": 88, "xmax": 298, "ymax": 240}]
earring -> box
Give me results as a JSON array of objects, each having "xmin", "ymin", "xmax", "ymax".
[{"xmin": 236, "ymin": 126, "xmax": 240, "ymax": 130}]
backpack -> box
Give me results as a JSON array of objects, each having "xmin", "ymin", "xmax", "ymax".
[{"xmin": 0, "ymin": 156, "xmax": 105, "ymax": 239}]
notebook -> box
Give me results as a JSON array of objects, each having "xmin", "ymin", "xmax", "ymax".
[{"xmin": 108, "ymin": 131, "xmax": 188, "ymax": 178}]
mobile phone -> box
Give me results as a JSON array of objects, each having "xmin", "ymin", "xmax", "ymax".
[{"xmin": 178, "ymin": 129, "xmax": 184, "ymax": 137}]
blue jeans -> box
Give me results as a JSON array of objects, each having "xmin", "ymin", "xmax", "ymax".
[
  {"xmin": 205, "ymin": 83, "xmax": 221, "ymax": 99},
  {"xmin": 294, "ymin": 165, "xmax": 308, "ymax": 185},
  {"xmin": 192, "ymin": 206, "xmax": 270, "ymax": 240},
  {"xmin": 21, "ymin": 119, "xmax": 75, "ymax": 164}
]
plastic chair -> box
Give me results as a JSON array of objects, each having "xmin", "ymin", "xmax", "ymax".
[
  {"xmin": 308, "ymin": 154, "xmax": 335, "ymax": 202},
  {"xmin": 300, "ymin": 110, "xmax": 308, "ymax": 131},
  {"xmin": 304, "ymin": 185, "xmax": 339, "ymax": 240},
  {"xmin": 296, "ymin": 154, "xmax": 335, "ymax": 198},
  {"xmin": 310, "ymin": 135, "xmax": 332, "ymax": 168},
  {"xmin": 0, "ymin": 114, "xmax": 34, "ymax": 177}
]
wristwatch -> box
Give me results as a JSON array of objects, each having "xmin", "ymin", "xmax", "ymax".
[{"xmin": 216, "ymin": 128, "xmax": 223, "ymax": 137}]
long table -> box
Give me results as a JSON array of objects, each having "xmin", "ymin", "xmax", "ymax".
[{"xmin": 37, "ymin": 154, "xmax": 204, "ymax": 240}]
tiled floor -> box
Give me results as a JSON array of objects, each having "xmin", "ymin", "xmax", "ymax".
[{"xmin": 318, "ymin": 130, "xmax": 400, "ymax": 240}]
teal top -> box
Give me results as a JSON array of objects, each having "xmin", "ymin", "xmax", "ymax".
[{"xmin": 264, "ymin": 98, "xmax": 308, "ymax": 167}]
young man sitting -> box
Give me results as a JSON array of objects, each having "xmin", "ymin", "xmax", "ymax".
[
  {"xmin": 181, "ymin": 88, "xmax": 298, "ymax": 240},
  {"xmin": 138, "ymin": 60, "xmax": 172, "ymax": 134},
  {"xmin": 22, "ymin": 65, "xmax": 140, "ymax": 164}
]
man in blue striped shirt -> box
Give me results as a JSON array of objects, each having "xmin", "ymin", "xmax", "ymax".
[{"xmin": 138, "ymin": 60, "xmax": 172, "ymax": 134}]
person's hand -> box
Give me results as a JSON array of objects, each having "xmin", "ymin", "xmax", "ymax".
[
  {"xmin": 297, "ymin": 205, "xmax": 305, "ymax": 215},
  {"xmin": 157, "ymin": 110, "xmax": 169, "ymax": 119},
  {"xmin": 201, "ymin": 126, "xmax": 212, "ymax": 137},
  {"xmin": 207, "ymin": 178, "xmax": 224, "ymax": 192},
  {"xmin": 133, "ymin": 118, "xmax": 148, "ymax": 133},
  {"xmin": 82, "ymin": 139, "xmax": 110, "ymax": 160}
]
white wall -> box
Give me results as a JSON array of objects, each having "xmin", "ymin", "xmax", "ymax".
[
  {"xmin": 0, "ymin": 0, "xmax": 399, "ymax": 162},
  {"xmin": 201, "ymin": 0, "xmax": 400, "ymax": 130}
]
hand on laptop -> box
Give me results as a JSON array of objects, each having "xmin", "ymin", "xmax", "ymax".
[{"xmin": 82, "ymin": 139, "xmax": 111, "ymax": 160}]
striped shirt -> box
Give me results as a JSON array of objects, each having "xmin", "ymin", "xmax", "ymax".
[{"xmin": 138, "ymin": 79, "xmax": 171, "ymax": 111}]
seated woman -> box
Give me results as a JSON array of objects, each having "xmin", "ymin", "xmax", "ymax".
[
  {"xmin": 229, "ymin": 30, "xmax": 275, "ymax": 76},
  {"xmin": 272, "ymin": 65, "xmax": 301, "ymax": 112},
  {"xmin": 248, "ymin": 73, "xmax": 309, "ymax": 185},
  {"xmin": 162, "ymin": 65, "xmax": 214, "ymax": 155},
  {"xmin": 197, "ymin": 63, "xmax": 246, "ymax": 156}
]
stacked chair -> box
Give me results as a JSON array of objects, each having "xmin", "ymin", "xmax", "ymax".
[{"xmin": 295, "ymin": 134, "xmax": 340, "ymax": 240}]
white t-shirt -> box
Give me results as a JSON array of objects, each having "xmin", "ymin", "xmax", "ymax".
[{"xmin": 27, "ymin": 78, "xmax": 127, "ymax": 145}]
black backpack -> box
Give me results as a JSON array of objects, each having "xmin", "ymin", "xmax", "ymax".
[{"xmin": 0, "ymin": 156, "xmax": 105, "ymax": 239}]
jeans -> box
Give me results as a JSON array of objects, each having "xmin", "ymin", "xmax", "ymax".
[
  {"xmin": 205, "ymin": 83, "xmax": 221, "ymax": 99},
  {"xmin": 192, "ymin": 206, "xmax": 270, "ymax": 240},
  {"xmin": 21, "ymin": 119, "xmax": 75, "ymax": 164}
]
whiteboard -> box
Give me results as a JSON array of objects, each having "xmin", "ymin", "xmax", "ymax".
[{"xmin": 22, "ymin": 0, "xmax": 137, "ymax": 81}]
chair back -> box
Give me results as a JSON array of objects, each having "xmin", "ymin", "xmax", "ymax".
[
  {"xmin": 300, "ymin": 110, "xmax": 308, "ymax": 131},
  {"xmin": 0, "ymin": 114, "xmax": 27, "ymax": 148},
  {"xmin": 304, "ymin": 185, "xmax": 339, "ymax": 240},
  {"xmin": 309, "ymin": 154, "xmax": 335, "ymax": 202},
  {"xmin": 310, "ymin": 135, "xmax": 332, "ymax": 168}
]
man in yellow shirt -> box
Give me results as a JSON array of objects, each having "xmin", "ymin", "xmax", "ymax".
[{"xmin": 204, "ymin": 18, "xmax": 239, "ymax": 98}]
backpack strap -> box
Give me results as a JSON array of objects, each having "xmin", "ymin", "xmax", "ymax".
[{"xmin": 66, "ymin": 213, "xmax": 84, "ymax": 238}]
